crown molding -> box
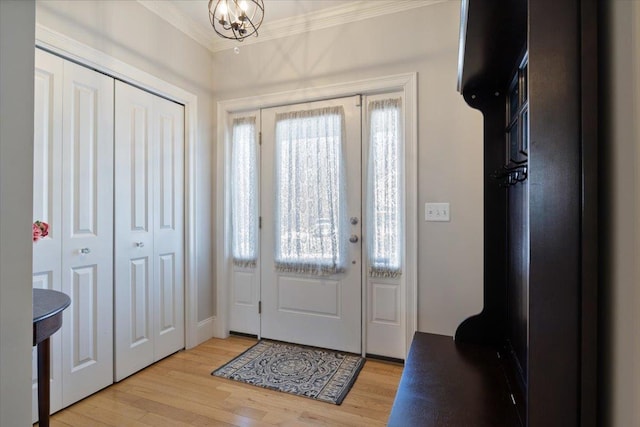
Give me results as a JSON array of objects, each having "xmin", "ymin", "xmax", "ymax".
[
  {"xmin": 137, "ymin": 0, "xmax": 446, "ymax": 54},
  {"xmin": 137, "ymin": 0, "xmax": 216, "ymax": 52}
]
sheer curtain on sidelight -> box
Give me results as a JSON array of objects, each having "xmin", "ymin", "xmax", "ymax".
[
  {"xmin": 367, "ymin": 98, "xmax": 402, "ymax": 278},
  {"xmin": 231, "ymin": 116, "xmax": 258, "ymax": 268},
  {"xmin": 274, "ymin": 107, "xmax": 347, "ymax": 275}
]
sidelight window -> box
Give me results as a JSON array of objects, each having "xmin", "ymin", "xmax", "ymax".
[
  {"xmin": 231, "ymin": 116, "xmax": 258, "ymax": 267},
  {"xmin": 366, "ymin": 97, "xmax": 402, "ymax": 278}
]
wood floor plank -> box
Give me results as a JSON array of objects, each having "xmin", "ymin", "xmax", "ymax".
[
  {"xmin": 44, "ymin": 336, "xmax": 403, "ymax": 427},
  {"xmin": 50, "ymin": 409, "xmax": 112, "ymax": 427},
  {"xmin": 137, "ymin": 412, "xmax": 204, "ymax": 427}
]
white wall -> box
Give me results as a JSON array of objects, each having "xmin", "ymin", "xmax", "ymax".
[
  {"xmin": 33, "ymin": 0, "xmax": 482, "ymax": 337},
  {"xmin": 211, "ymin": 1, "xmax": 484, "ymax": 336},
  {"xmin": 36, "ymin": 0, "xmax": 216, "ymax": 322},
  {"xmin": 0, "ymin": 1, "xmax": 36, "ymax": 425},
  {"xmin": 602, "ymin": 1, "xmax": 640, "ymax": 425}
]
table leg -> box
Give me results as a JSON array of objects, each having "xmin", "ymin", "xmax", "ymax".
[{"xmin": 37, "ymin": 338, "xmax": 50, "ymax": 427}]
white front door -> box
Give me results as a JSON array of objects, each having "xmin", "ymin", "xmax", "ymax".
[{"xmin": 260, "ymin": 96, "xmax": 362, "ymax": 353}]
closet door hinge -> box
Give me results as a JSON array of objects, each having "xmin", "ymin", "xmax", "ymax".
[
  {"xmin": 259, "ymin": 216, "xmax": 262, "ymax": 229},
  {"xmin": 258, "ymin": 301, "xmax": 262, "ymax": 314},
  {"xmin": 259, "ymin": 131, "xmax": 262, "ymax": 145}
]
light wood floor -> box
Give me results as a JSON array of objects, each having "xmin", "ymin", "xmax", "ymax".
[{"xmin": 43, "ymin": 336, "xmax": 404, "ymax": 426}]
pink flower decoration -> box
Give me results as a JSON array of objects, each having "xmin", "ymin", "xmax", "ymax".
[
  {"xmin": 39, "ymin": 221, "xmax": 49, "ymax": 238},
  {"xmin": 33, "ymin": 221, "xmax": 49, "ymax": 243},
  {"xmin": 33, "ymin": 223, "xmax": 42, "ymax": 242}
]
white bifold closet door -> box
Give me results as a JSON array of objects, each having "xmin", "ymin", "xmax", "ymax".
[
  {"xmin": 60, "ymin": 56, "xmax": 115, "ymax": 408},
  {"xmin": 32, "ymin": 49, "xmax": 64, "ymax": 420},
  {"xmin": 114, "ymin": 81, "xmax": 185, "ymax": 382},
  {"xmin": 32, "ymin": 48, "xmax": 115, "ymax": 419}
]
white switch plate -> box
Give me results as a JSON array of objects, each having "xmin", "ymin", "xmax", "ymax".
[{"xmin": 425, "ymin": 202, "xmax": 450, "ymax": 222}]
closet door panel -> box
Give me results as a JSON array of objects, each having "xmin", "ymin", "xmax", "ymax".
[
  {"xmin": 32, "ymin": 50, "xmax": 64, "ymax": 421},
  {"xmin": 69, "ymin": 266, "xmax": 99, "ymax": 363},
  {"xmin": 33, "ymin": 51, "xmax": 63, "ymax": 248},
  {"xmin": 61, "ymin": 60, "xmax": 114, "ymax": 407},
  {"xmin": 114, "ymin": 81, "xmax": 155, "ymax": 381},
  {"xmin": 153, "ymin": 97, "xmax": 184, "ymax": 360}
]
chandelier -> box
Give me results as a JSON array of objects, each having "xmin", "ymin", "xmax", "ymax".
[{"xmin": 208, "ymin": 0, "xmax": 265, "ymax": 42}]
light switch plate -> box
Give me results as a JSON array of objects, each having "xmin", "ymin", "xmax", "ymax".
[{"xmin": 425, "ymin": 202, "xmax": 450, "ymax": 222}]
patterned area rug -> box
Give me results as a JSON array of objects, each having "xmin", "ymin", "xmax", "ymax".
[{"xmin": 211, "ymin": 340, "xmax": 365, "ymax": 405}]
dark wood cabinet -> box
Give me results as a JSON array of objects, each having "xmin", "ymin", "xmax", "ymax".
[{"xmin": 455, "ymin": 1, "xmax": 598, "ymax": 425}]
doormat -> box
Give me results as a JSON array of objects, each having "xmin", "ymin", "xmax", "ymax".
[{"xmin": 211, "ymin": 340, "xmax": 365, "ymax": 405}]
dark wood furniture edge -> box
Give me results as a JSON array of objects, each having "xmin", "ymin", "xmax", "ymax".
[
  {"xmin": 33, "ymin": 288, "xmax": 71, "ymax": 342},
  {"xmin": 33, "ymin": 289, "xmax": 71, "ymax": 427},
  {"xmin": 388, "ymin": 332, "xmax": 521, "ymax": 427},
  {"xmin": 455, "ymin": 0, "xmax": 526, "ymax": 349},
  {"xmin": 580, "ymin": 0, "xmax": 599, "ymax": 424}
]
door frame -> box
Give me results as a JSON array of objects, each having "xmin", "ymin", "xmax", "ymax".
[
  {"xmin": 216, "ymin": 73, "xmax": 418, "ymax": 357},
  {"xmin": 35, "ymin": 24, "xmax": 202, "ymax": 349}
]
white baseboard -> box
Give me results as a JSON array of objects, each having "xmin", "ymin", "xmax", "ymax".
[
  {"xmin": 211, "ymin": 316, "xmax": 231, "ymax": 339},
  {"xmin": 193, "ymin": 316, "xmax": 216, "ymax": 347}
]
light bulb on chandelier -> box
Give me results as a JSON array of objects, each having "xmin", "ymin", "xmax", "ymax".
[{"xmin": 208, "ymin": 0, "xmax": 265, "ymax": 42}]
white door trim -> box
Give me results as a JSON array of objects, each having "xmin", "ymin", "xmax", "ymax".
[
  {"xmin": 35, "ymin": 24, "xmax": 202, "ymax": 349},
  {"xmin": 216, "ymin": 73, "xmax": 418, "ymax": 357}
]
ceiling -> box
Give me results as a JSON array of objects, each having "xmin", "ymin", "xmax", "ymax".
[
  {"xmin": 176, "ymin": 1, "xmax": 352, "ymax": 24},
  {"xmin": 137, "ymin": 0, "xmax": 442, "ymax": 53}
]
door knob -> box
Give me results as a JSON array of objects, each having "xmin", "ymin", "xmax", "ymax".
[
  {"xmin": 350, "ymin": 217, "xmax": 359, "ymax": 225},
  {"xmin": 80, "ymin": 248, "xmax": 91, "ymax": 254},
  {"xmin": 135, "ymin": 242, "xmax": 145, "ymax": 248},
  {"xmin": 349, "ymin": 235, "xmax": 359, "ymax": 243}
]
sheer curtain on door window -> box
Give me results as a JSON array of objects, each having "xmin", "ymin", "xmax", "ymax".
[
  {"xmin": 367, "ymin": 98, "xmax": 402, "ymax": 278},
  {"xmin": 231, "ymin": 116, "xmax": 258, "ymax": 268},
  {"xmin": 274, "ymin": 106, "xmax": 347, "ymax": 275}
]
